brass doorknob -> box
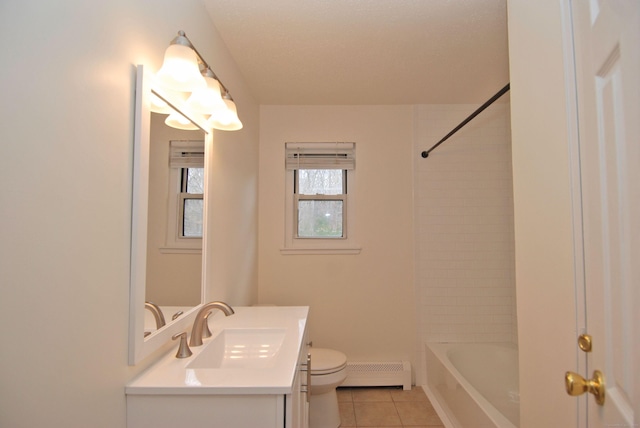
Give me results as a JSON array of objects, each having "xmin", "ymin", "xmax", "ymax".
[{"xmin": 565, "ymin": 370, "xmax": 605, "ymax": 405}]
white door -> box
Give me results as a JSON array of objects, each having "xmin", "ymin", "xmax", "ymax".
[{"xmin": 569, "ymin": 0, "xmax": 639, "ymax": 426}]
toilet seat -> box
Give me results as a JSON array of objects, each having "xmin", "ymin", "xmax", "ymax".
[{"xmin": 309, "ymin": 348, "xmax": 347, "ymax": 375}]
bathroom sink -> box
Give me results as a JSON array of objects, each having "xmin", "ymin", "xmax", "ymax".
[
  {"xmin": 187, "ymin": 328, "xmax": 286, "ymax": 370},
  {"xmin": 127, "ymin": 306, "xmax": 310, "ymax": 394}
]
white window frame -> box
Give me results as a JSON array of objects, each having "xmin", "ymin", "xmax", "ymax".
[
  {"xmin": 163, "ymin": 140, "xmax": 204, "ymax": 253},
  {"xmin": 282, "ymin": 142, "xmax": 360, "ymax": 255}
]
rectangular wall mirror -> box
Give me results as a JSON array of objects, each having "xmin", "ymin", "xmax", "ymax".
[{"xmin": 129, "ymin": 65, "xmax": 211, "ymax": 365}]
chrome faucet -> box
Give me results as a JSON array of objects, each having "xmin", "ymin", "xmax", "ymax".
[
  {"xmin": 189, "ymin": 301, "xmax": 235, "ymax": 347},
  {"xmin": 145, "ymin": 301, "xmax": 166, "ymax": 329}
]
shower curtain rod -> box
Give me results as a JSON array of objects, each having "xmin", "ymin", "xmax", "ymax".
[{"xmin": 420, "ymin": 83, "xmax": 510, "ymax": 158}]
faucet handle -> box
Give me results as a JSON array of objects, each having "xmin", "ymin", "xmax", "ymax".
[{"xmin": 172, "ymin": 332, "xmax": 193, "ymax": 359}]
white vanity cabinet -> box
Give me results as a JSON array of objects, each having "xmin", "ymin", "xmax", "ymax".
[
  {"xmin": 127, "ymin": 392, "xmax": 304, "ymax": 428},
  {"xmin": 128, "ymin": 394, "xmax": 288, "ymax": 427},
  {"xmin": 126, "ymin": 306, "xmax": 310, "ymax": 428}
]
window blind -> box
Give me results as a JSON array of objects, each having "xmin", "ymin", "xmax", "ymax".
[
  {"xmin": 169, "ymin": 140, "xmax": 205, "ymax": 168},
  {"xmin": 285, "ymin": 142, "xmax": 355, "ymax": 170}
]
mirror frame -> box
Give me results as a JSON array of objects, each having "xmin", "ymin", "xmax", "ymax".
[{"xmin": 129, "ymin": 64, "xmax": 211, "ymax": 365}]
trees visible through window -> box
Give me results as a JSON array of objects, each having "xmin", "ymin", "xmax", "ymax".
[
  {"xmin": 295, "ymin": 169, "xmax": 346, "ymax": 238},
  {"xmin": 180, "ymin": 167, "xmax": 204, "ymax": 238}
]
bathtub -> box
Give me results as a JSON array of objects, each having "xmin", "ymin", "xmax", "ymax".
[{"xmin": 423, "ymin": 343, "xmax": 519, "ymax": 428}]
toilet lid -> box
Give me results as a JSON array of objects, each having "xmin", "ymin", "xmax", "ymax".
[{"xmin": 309, "ymin": 348, "xmax": 347, "ymax": 375}]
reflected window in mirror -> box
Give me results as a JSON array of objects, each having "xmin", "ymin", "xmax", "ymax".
[
  {"xmin": 181, "ymin": 167, "xmax": 204, "ymax": 238},
  {"xmin": 169, "ymin": 140, "xmax": 205, "ymax": 245}
]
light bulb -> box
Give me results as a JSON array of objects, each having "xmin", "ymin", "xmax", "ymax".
[
  {"xmin": 156, "ymin": 38, "xmax": 206, "ymax": 92},
  {"xmin": 165, "ymin": 111, "xmax": 198, "ymax": 130},
  {"xmin": 209, "ymin": 98, "xmax": 243, "ymax": 131},
  {"xmin": 186, "ymin": 70, "xmax": 226, "ymax": 115}
]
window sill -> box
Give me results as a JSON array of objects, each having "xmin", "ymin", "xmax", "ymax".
[
  {"xmin": 159, "ymin": 247, "xmax": 202, "ymax": 255},
  {"xmin": 279, "ymin": 246, "xmax": 361, "ymax": 255}
]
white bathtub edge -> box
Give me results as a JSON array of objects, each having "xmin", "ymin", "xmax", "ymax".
[
  {"xmin": 422, "ymin": 383, "xmax": 457, "ymax": 428},
  {"xmin": 426, "ymin": 342, "xmax": 518, "ymax": 428}
]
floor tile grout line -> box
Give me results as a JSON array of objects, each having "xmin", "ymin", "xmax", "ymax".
[{"xmin": 337, "ymin": 386, "xmax": 443, "ymax": 427}]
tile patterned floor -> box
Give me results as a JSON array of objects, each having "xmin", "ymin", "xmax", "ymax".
[{"xmin": 337, "ymin": 386, "xmax": 444, "ymax": 427}]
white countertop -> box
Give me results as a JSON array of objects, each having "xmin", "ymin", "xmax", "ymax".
[{"xmin": 127, "ymin": 306, "xmax": 309, "ymax": 395}]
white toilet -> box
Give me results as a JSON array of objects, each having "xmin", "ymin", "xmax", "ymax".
[{"xmin": 309, "ymin": 347, "xmax": 348, "ymax": 428}]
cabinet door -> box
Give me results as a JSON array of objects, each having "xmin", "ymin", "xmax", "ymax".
[
  {"xmin": 128, "ymin": 394, "xmax": 283, "ymax": 428},
  {"xmin": 286, "ymin": 335, "xmax": 310, "ymax": 427}
]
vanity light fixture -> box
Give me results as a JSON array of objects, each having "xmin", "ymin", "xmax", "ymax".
[
  {"xmin": 156, "ymin": 32, "xmax": 206, "ymax": 93},
  {"xmin": 207, "ymin": 91, "xmax": 243, "ymax": 131},
  {"xmin": 186, "ymin": 68, "xmax": 226, "ymax": 115},
  {"xmin": 156, "ymin": 30, "xmax": 243, "ymax": 131}
]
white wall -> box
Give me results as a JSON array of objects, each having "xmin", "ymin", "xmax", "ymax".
[
  {"xmin": 258, "ymin": 106, "xmax": 417, "ymax": 369},
  {"xmin": 0, "ymin": 1, "xmax": 258, "ymax": 427},
  {"xmin": 414, "ymin": 101, "xmax": 516, "ymax": 366},
  {"xmin": 507, "ymin": 1, "xmax": 578, "ymax": 427}
]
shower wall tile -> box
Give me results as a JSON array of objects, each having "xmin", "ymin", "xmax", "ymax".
[{"xmin": 414, "ymin": 102, "xmax": 517, "ymax": 363}]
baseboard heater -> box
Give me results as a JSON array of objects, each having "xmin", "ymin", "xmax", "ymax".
[{"xmin": 341, "ymin": 361, "xmax": 412, "ymax": 390}]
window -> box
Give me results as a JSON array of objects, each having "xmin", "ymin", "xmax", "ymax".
[
  {"xmin": 295, "ymin": 169, "xmax": 346, "ymax": 238},
  {"xmin": 283, "ymin": 142, "xmax": 360, "ymax": 254},
  {"xmin": 164, "ymin": 140, "xmax": 204, "ymax": 251}
]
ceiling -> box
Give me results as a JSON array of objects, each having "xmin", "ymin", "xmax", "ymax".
[{"xmin": 203, "ymin": 0, "xmax": 509, "ymax": 105}]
